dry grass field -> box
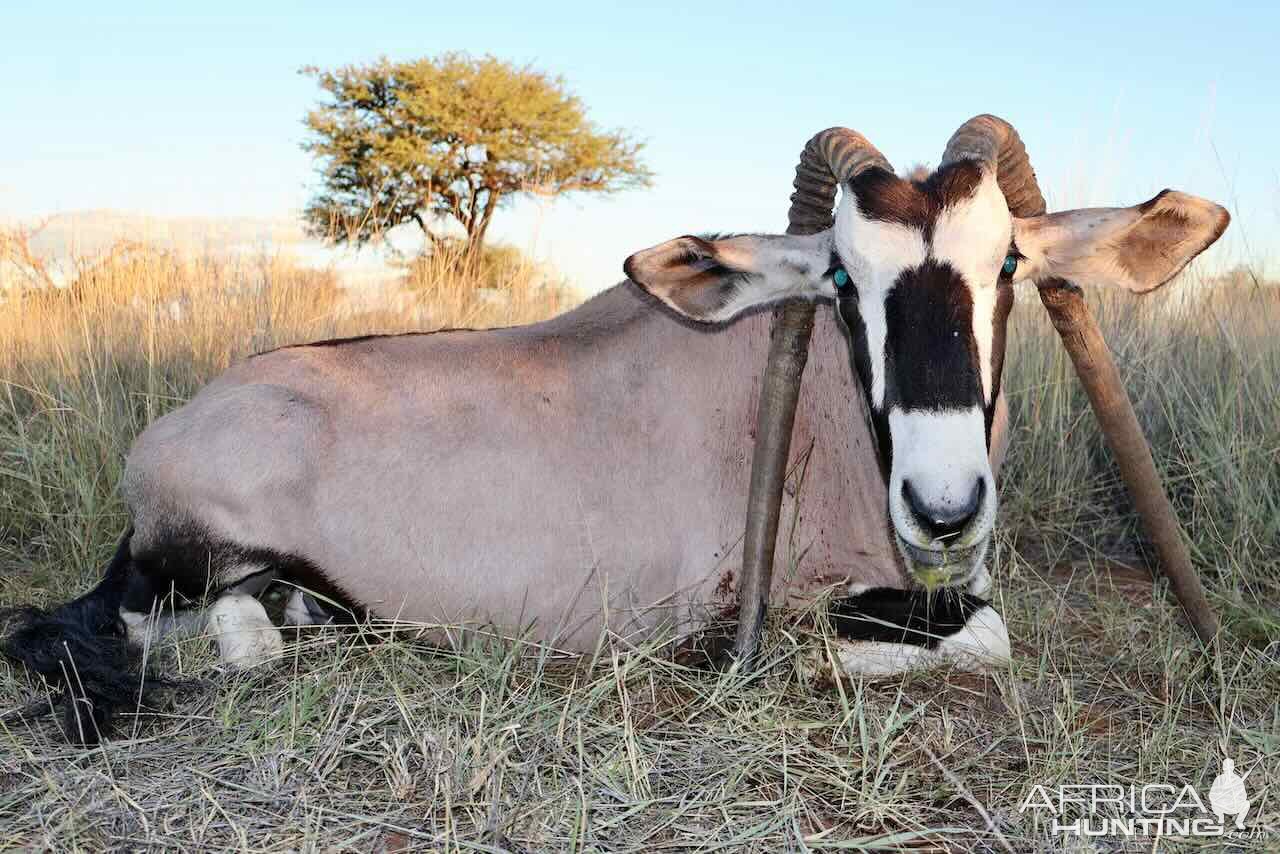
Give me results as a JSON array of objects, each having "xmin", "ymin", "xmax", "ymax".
[{"xmin": 0, "ymin": 241, "xmax": 1277, "ymax": 851}]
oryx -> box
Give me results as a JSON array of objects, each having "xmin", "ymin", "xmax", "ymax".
[{"xmin": 4, "ymin": 116, "xmax": 1227, "ymax": 743}]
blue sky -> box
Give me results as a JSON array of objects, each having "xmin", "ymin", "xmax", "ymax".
[{"xmin": 3, "ymin": 1, "xmax": 1276, "ymax": 289}]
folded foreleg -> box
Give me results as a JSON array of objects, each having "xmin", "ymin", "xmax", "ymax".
[
  {"xmin": 820, "ymin": 587, "xmax": 1010, "ymax": 676},
  {"xmin": 122, "ymin": 566, "xmax": 284, "ymax": 668}
]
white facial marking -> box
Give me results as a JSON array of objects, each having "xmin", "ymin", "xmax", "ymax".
[
  {"xmin": 969, "ymin": 286, "xmax": 999, "ymax": 403},
  {"xmin": 858, "ymin": 295, "xmax": 889, "ymax": 408},
  {"xmin": 834, "ymin": 196, "xmax": 928, "ymax": 276},
  {"xmin": 832, "ymin": 194, "xmax": 927, "ymax": 408},
  {"xmin": 887, "ymin": 407, "xmax": 995, "ymax": 550},
  {"xmin": 931, "ymin": 170, "xmax": 1012, "ymax": 402},
  {"xmin": 825, "ymin": 166, "xmax": 1014, "ymax": 588}
]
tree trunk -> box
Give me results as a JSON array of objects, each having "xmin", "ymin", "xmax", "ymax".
[{"xmin": 475, "ymin": 188, "xmax": 501, "ymax": 248}]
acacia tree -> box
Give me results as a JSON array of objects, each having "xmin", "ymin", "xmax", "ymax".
[{"xmin": 301, "ymin": 54, "xmax": 651, "ymax": 255}]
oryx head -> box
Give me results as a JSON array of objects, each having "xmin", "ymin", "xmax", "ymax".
[{"xmin": 625, "ymin": 115, "xmax": 1228, "ymax": 591}]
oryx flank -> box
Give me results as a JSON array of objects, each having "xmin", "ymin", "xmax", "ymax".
[{"xmin": 4, "ymin": 116, "xmax": 1227, "ymax": 743}]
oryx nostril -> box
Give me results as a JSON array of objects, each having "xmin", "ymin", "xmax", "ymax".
[{"xmin": 901, "ymin": 478, "xmax": 985, "ymax": 542}]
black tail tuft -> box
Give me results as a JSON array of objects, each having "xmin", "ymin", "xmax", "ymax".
[{"xmin": 2, "ymin": 531, "xmax": 152, "ymax": 744}]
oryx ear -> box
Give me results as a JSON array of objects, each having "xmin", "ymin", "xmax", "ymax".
[
  {"xmin": 1012, "ymin": 190, "xmax": 1229, "ymax": 292},
  {"xmin": 624, "ymin": 231, "xmax": 833, "ymax": 323}
]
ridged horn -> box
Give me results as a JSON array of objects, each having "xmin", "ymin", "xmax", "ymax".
[
  {"xmin": 734, "ymin": 129, "xmax": 892, "ymax": 668},
  {"xmin": 787, "ymin": 128, "xmax": 893, "ymax": 235},
  {"xmin": 941, "ymin": 114, "xmax": 1046, "ymax": 218}
]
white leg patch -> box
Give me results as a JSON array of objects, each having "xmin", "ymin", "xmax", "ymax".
[
  {"xmin": 935, "ymin": 605, "xmax": 1011, "ymax": 669},
  {"xmin": 827, "ymin": 639, "xmax": 933, "ymax": 677},
  {"xmin": 206, "ymin": 593, "xmax": 283, "ymax": 667},
  {"xmin": 823, "ymin": 605, "xmax": 1011, "ymax": 678}
]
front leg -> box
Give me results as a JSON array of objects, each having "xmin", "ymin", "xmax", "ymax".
[{"xmin": 821, "ymin": 587, "xmax": 1011, "ymax": 676}]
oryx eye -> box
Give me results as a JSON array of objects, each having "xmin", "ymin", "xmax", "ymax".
[
  {"xmin": 833, "ymin": 267, "xmax": 851, "ymax": 289},
  {"xmin": 1001, "ymin": 254, "xmax": 1018, "ymax": 277}
]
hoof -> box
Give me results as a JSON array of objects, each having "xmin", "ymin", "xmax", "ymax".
[
  {"xmin": 283, "ymin": 589, "xmax": 332, "ymax": 627},
  {"xmin": 207, "ymin": 594, "xmax": 283, "ymax": 667}
]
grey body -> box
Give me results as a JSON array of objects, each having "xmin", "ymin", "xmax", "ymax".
[{"xmin": 125, "ymin": 282, "xmax": 999, "ymax": 651}]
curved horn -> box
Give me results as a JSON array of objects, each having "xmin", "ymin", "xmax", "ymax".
[
  {"xmin": 787, "ymin": 128, "xmax": 893, "ymax": 235},
  {"xmin": 944, "ymin": 114, "xmax": 1218, "ymax": 647},
  {"xmin": 734, "ymin": 130, "xmax": 892, "ymax": 668},
  {"xmin": 941, "ymin": 114, "xmax": 1046, "ymax": 218}
]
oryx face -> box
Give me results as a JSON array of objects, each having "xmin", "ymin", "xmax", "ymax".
[
  {"xmin": 831, "ymin": 161, "xmax": 1013, "ymax": 587},
  {"xmin": 626, "ymin": 134, "xmax": 1227, "ymax": 593}
]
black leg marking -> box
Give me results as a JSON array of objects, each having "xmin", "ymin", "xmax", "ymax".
[{"xmin": 827, "ymin": 588, "xmax": 989, "ymax": 649}]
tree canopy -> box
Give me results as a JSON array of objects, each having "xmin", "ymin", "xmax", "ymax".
[{"xmin": 301, "ymin": 54, "xmax": 651, "ymax": 254}]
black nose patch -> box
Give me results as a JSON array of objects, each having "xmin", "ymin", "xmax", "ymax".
[{"xmin": 902, "ymin": 478, "xmax": 984, "ymax": 541}]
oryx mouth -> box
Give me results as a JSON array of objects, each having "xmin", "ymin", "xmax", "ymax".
[{"xmin": 898, "ymin": 540, "xmax": 984, "ymax": 589}]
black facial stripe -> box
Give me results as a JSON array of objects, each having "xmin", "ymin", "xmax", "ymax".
[
  {"xmin": 883, "ymin": 260, "xmax": 981, "ymax": 411},
  {"xmin": 834, "ymin": 294, "xmax": 892, "ymax": 477},
  {"xmin": 986, "ymin": 281, "xmax": 1015, "ymax": 442},
  {"xmin": 828, "ymin": 587, "xmax": 989, "ymax": 649}
]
